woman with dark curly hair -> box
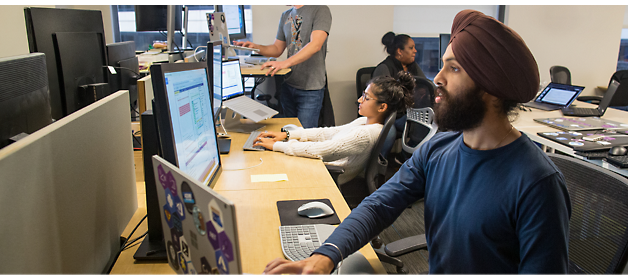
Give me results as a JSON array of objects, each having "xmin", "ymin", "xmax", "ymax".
[{"xmin": 253, "ymin": 72, "xmax": 415, "ymax": 184}]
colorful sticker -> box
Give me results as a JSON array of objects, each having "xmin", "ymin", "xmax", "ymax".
[
  {"xmin": 181, "ymin": 181, "xmax": 196, "ymax": 214},
  {"xmin": 556, "ymin": 137, "xmax": 568, "ymax": 141},
  {"xmin": 163, "ymin": 206, "xmax": 174, "ymax": 229},
  {"xmin": 200, "ymin": 257, "xmax": 212, "ymax": 274},
  {"xmin": 543, "ymin": 132, "xmax": 559, "ymax": 136},
  {"xmin": 167, "ymin": 240, "xmax": 180, "ymax": 270},
  {"xmin": 193, "ymin": 205, "xmax": 206, "ymax": 236},
  {"xmin": 190, "ymin": 229, "xmax": 198, "ymax": 249},
  {"xmin": 179, "ymin": 252, "xmax": 188, "ymax": 274},
  {"xmin": 597, "ymin": 141, "xmax": 612, "ymax": 145},
  {"xmin": 568, "ymin": 142, "xmax": 584, "ymax": 146},
  {"xmin": 215, "ymin": 250, "xmax": 229, "ymax": 274},
  {"xmin": 570, "ymin": 132, "xmax": 582, "ymax": 136},
  {"xmin": 180, "ymin": 235, "xmax": 190, "ymax": 259},
  {"xmin": 172, "ymin": 213, "xmax": 183, "ymax": 235},
  {"xmin": 208, "ymin": 199, "xmax": 224, "ymax": 231},
  {"xmin": 171, "ymin": 228, "xmax": 181, "ymax": 252},
  {"xmin": 206, "ymin": 220, "xmax": 219, "ymax": 250},
  {"xmin": 218, "ymin": 231, "xmax": 234, "ymax": 262}
]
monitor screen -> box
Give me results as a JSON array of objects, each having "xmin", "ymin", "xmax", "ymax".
[
  {"xmin": 210, "ymin": 41, "xmax": 223, "ymax": 120},
  {"xmin": 221, "ymin": 60, "xmax": 244, "ymax": 100},
  {"xmin": 217, "ymin": 5, "xmax": 246, "ymax": 40},
  {"xmin": 106, "ymin": 41, "xmax": 139, "ymax": 114},
  {"xmin": 438, "ymin": 34, "xmax": 451, "ymax": 70},
  {"xmin": 135, "ymin": 5, "xmax": 183, "ymax": 32},
  {"xmin": 152, "ymin": 62, "xmax": 221, "ymax": 186}
]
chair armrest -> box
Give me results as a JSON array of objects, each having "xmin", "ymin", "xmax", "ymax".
[
  {"xmin": 577, "ymin": 95, "xmax": 602, "ymax": 105},
  {"xmin": 325, "ymin": 165, "xmax": 345, "ymax": 185},
  {"xmin": 384, "ymin": 234, "xmax": 428, "ymax": 257}
]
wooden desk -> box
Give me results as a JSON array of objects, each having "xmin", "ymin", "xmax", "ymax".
[
  {"xmin": 110, "ymin": 117, "xmax": 385, "ymax": 274},
  {"xmin": 240, "ymin": 65, "xmax": 291, "ymax": 76},
  {"xmin": 514, "ymin": 101, "xmax": 628, "ymax": 177}
]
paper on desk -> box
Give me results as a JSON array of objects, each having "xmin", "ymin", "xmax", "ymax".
[{"xmin": 251, "ymin": 174, "xmax": 288, "ymax": 182}]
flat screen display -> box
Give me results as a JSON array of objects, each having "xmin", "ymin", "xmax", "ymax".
[
  {"xmin": 163, "ymin": 68, "xmax": 219, "ymax": 185},
  {"xmin": 212, "ymin": 43, "xmax": 223, "ymax": 118},
  {"xmin": 221, "ymin": 60, "xmax": 244, "ymax": 100}
]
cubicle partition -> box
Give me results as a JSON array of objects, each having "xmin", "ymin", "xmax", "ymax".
[{"xmin": 0, "ymin": 91, "xmax": 138, "ymax": 273}]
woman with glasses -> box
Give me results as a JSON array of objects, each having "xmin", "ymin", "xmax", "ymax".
[{"xmin": 253, "ymin": 72, "xmax": 415, "ymax": 184}]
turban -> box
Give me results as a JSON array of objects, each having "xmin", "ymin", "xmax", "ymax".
[{"xmin": 450, "ymin": 10, "xmax": 539, "ymax": 103}]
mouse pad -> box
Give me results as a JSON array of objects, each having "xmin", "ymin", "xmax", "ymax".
[{"xmin": 277, "ymin": 199, "xmax": 341, "ymax": 226}]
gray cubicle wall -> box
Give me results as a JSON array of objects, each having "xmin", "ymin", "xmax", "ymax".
[{"xmin": 0, "ymin": 91, "xmax": 137, "ymax": 273}]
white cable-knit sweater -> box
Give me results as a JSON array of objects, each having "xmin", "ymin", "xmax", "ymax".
[{"xmin": 272, "ymin": 117, "xmax": 383, "ymax": 185}]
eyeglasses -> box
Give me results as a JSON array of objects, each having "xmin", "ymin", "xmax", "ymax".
[{"xmin": 361, "ymin": 91, "xmax": 380, "ymax": 102}]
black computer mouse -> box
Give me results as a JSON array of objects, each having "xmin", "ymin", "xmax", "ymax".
[{"xmin": 608, "ymin": 146, "xmax": 628, "ymax": 156}]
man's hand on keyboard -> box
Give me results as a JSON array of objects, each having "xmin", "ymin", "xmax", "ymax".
[
  {"xmin": 252, "ymin": 136, "xmax": 275, "ymax": 150},
  {"xmin": 258, "ymin": 131, "xmax": 287, "ymax": 141},
  {"xmin": 263, "ymin": 254, "xmax": 334, "ymax": 275}
]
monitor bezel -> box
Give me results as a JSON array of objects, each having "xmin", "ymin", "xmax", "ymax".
[{"xmin": 207, "ymin": 40, "xmax": 223, "ymax": 122}]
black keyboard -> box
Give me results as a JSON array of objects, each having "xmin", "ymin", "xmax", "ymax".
[
  {"xmin": 561, "ymin": 107, "xmax": 600, "ymax": 116},
  {"xmin": 574, "ymin": 150, "xmax": 610, "ymax": 159},
  {"xmin": 606, "ymin": 155, "xmax": 628, "ymax": 168}
]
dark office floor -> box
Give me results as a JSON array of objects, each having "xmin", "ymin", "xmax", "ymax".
[{"xmin": 339, "ymin": 152, "xmax": 429, "ymax": 274}]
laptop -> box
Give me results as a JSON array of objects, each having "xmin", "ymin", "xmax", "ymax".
[
  {"xmin": 561, "ymin": 79, "xmax": 620, "ymax": 117},
  {"xmin": 523, "ymin": 82, "xmax": 585, "ymax": 111},
  {"xmin": 152, "ymin": 155, "xmax": 242, "ymax": 274},
  {"xmin": 207, "ymin": 12, "xmax": 259, "ymax": 53},
  {"xmin": 221, "ymin": 59, "xmax": 278, "ymax": 123}
]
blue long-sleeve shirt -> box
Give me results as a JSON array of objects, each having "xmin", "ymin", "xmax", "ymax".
[{"xmin": 313, "ymin": 131, "xmax": 571, "ymax": 274}]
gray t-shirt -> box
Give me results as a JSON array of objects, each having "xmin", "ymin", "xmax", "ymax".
[{"xmin": 276, "ymin": 5, "xmax": 332, "ymax": 91}]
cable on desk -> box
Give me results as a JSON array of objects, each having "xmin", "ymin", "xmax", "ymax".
[
  {"xmin": 119, "ymin": 214, "xmax": 147, "ymax": 251},
  {"xmin": 223, "ymin": 158, "xmax": 264, "ymax": 171},
  {"xmin": 121, "ymin": 232, "xmax": 148, "ymax": 251}
]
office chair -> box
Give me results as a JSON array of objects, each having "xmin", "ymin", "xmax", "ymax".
[
  {"xmin": 400, "ymin": 107, "xmax": 438, "ymax": 156},
  {"xmin": 381, "ymin": 153, "xmax": 628, "ymax": 274},
  {"xmin": 578, "ymin": 70, "xmax": 628, "ymax": 109},
  {"xmin": 355, "ymin": 67, "xmax": 376, "ymax": 117},
  {"xmin": 550, "ymin": 65, "xmax": 572, "ymax": 85},
  {"xmin": 547, "ymin": 153, "xmax": 628, "ymax": 274},
  {"xmin": 326, "ymin": 112, "xmax": 396, "ymax": 201}
]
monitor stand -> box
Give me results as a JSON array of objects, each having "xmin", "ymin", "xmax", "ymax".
[
  {"xmin": 222, "ymin": 107, "xmax": 265, "ymax": 133},
  {"xmin": 133, "ymin": 236, "xmax": 168, "ymax": 261}
]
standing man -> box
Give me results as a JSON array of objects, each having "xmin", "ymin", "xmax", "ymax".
[
  {"xmin": 261, "ymin": 9, "xmax": 571, "ymax": 274},
  {"xmin": 234, "ymin": 5, "xmax": 332, "ymax": 128}
]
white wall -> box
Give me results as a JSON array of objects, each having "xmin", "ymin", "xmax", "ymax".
[
  {"xmin": 394, "ymin": 5, "xmax": 498, "ymax": 37},
  {"xmin": 507, "ymin": 5, "xmax": 625, "ymax": 97},
  {"xmin": 0, "ymin": 5, "xmax": 113, "ymax": 59},
  {"xmin": 252, "ymin": 5, "xmax": 394, "ymax": 126}
]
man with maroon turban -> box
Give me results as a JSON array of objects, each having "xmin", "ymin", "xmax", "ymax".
[{"xmin": 262, "ymin": 10, "xmax": 571, "ymax": 274}]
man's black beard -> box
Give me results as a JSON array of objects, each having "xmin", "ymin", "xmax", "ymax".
[{"xmin": 433, "ymin": 85, "xmax": 486, "ymax": 132}]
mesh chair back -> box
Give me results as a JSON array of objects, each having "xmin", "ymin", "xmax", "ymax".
[
  {"xmin": 413, "ymin": 76, "xmax": 436, "ymax": 109},
  {"xmin": 550, "ymin": 65, "xmax": 572, "ymax": 85},
  {"xmin": 401, "ymin": 107, "xmax": 438, "ymax": 155},
  {"xmin": 547, "ymin": 153, "xmax": 628, "ymax": 274},
  {"xmin": 364, "ymin": 112, "xmax": 396, "ymax": 194},
  {"xmin": 608, "ymin": 70, "xmax": 628, "ymax": 107}
]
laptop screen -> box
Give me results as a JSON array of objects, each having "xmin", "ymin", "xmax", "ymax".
[
  {"xmin": 535, "ymin": 82, "xmax": 584, "ymax": 106},
  {"xmin": 163, "ymin": 68, "xmax": 221, "ymax": 186},
  {"xmin": 221, "ymin": 60, "xmax": 244, "ymax": 100}
]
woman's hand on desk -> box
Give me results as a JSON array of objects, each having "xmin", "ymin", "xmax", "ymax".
[
  {"xmin": 263, "ymin": 254, "xmax": 334, "ymax": 274},
  {"xmin": 258, "ymin": 131, "xmax": 287, "ymax": 141},
  {"xmin": 252, "ymin": 136, "xmax": 276, "ymax": 150},
  {"xmin": 261, "ymin": 60, "xmax": 290, "ymax": 76}
]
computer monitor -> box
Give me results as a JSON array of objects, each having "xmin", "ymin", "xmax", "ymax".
[
  {"xmin": 135, "ymin": 5, "xmax": 183, "ymax": 32},
  {"xmin": 0, "ymin": 53, "xmax": 53, "ymax": 149},
  {"xmin": 24, "ymin": 7, "xmax": 109, "ymax": 120},
  {"xmin": 438, "ymin": 33, "xmax": 451, "ymax": 70},
  {"xmin": 208, "ymin": 41, "xmax": 223, "ymax": 122},
  {"xmin": 106, "ymin": 41, "xmax": 140, "ymax": 119},
  {"xmin": 216, "ymin": 5, "xmax": 246, "ymax": 40},
  {"xmin": 221, "ymin": 59, "xmax": 245, "ymax": 101},
  {"xmin": 151, "ymin": 62, "xmax": 221, "ymax": 186}
]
